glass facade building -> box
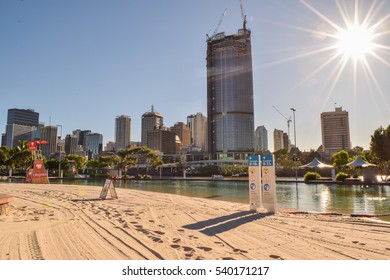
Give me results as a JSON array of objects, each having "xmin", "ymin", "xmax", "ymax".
[{"xmin": 206, "ymin": 29, "xmax": 254, "ymax": 159}]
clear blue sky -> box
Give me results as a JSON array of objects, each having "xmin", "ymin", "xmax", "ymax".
[{"xmin": 1, "ymin": 0, "xmax": 389, "ymax": 151}]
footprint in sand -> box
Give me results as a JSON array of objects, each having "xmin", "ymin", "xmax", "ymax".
[
  {"xmin": 154, "ymin": 231, "xmax": 165, "ymax": 235},
  {"xmin": 352, "ymin": 241, "xmax": 359, "ymax": 244},
  {"xmin": 223, "ymin": 257, "xmax": 235, "ymax": 260},
  {"xmin": 269, "ymin": 254, "xmax": 283, "ymax": 260},
  {"xmin": 149, "ymin": 220, "xmax": 155, "ymax": 223},
  {"xmin": 386, "ymin": 248, "xmax": 390, "ymax": 251},
  {"xmin": 149, "ymin": 236, "xmax": 163, "ymax": 243},
  {"xmin": 170, "ymin": 244, "xmax": 180, "ymax": 249},
  {"xmin": 197, "ymin": 246, "xmax": 212, "ymax": 252},
  {"xmin": 214, "ymin": 241, "xmax": 224, "ymax": 247},
  {"xmin": 233, "ymin": 248, "xmax": 248, "ymax": 254},
  {"xmin": 182, "ymin": 246, "xmax": 195, "ymax": 252},
  {"xmin": 177, "ymin": 229, "xmax": 185, "ymax": 233},
  {"xmin": 172, "ymin": 238, "xmax": 181, "ymax": 244}
]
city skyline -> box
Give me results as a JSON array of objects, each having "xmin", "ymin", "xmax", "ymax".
[{"xmin": 1, "ymin": 1, "xmax": 389, "ymax": 151}]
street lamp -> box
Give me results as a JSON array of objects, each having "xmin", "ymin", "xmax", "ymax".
[
  {"xmin": 290, "ymin": 108, "xmax": 297, "ymax": 181},
  {"xmin": 57, "ymin": 125, "xmax": 62, "ymax": 178}
]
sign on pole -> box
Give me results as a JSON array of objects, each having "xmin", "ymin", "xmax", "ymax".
[
  {"xmin": 261, "ymin": 154, "xmax": 276, "ymax": 213},
  {"xmin": 248, "ymin": 154, "xmax": 262, "ymax": 212},
  {"xmin": 99, "ymin": 179, "xmax": 118, "ymax": 200}
]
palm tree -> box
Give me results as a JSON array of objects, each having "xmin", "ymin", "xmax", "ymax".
[{"xmin": 2, "ymin": 141, "xmax": 33, "ymax": 176}]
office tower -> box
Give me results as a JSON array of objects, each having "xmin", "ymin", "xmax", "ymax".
[
  {"xmin": 187, "ymin": 113, "xmax": 207, "ymax": 151},
  {"xmin": 206, "ymin": 26, "xmax": 254, "ymax": 159},
  {"xmin": 273, "ymin": 129, "xmax": 285, "ymax": 152},
  {"xmin": 84, "ymin": 133, "xmax": 103, "ymax": 159},
  {"xmin": 65, "ymin": 134, "xmax": 78, "ymax": 155},
  {"xmin": 170, "ymin": 122, "xmax": 191, "ymax": 150},
  {"xmin": 115, "ymin": 115, "xmax": 131, "ymax": 152},
  {"xmin": 321, "ymin": 107, "xmax": 351, "ymax": 155},
  {"xmin": 105, "ymin": 141, "xmax": 115, "ymax": 152},
  {"xmin": 254, "ymin": 126, "xmax": 268, "ymax": 152},
  {"xmin": 147, "ymin": 128, "xmax": 179, "ymax": 155},
  {"xmin": 141, "ymin": 106, "xmax": 163, "ymax": 147},
  {"xmin": 4, "ymin": 108, "xmax": 39, "ymax": 148},
  {"xmin": 1, "ymin": 133, "xmax": 5, "ymax": 146},
  {"xmin": 73, "ymin": 129, "xmax": 91, "ymax": 147},
  {"xmin": 40, "ymin": 126, "xmax": 58, "ymax": 158}
]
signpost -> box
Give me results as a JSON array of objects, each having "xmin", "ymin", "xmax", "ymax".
[
  {"xmin": 261, "ymin": 154, "xmax": 276, "ymax": 213},
  {"xmin": 248, "ymin": 154, "xmax": 262, "ymax": 212},
  {"xmin": 99, "ymin": 179, "xmax": 118, "ymax": 200}
]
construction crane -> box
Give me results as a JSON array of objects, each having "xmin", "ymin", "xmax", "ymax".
[
  {"xmin": 272, "ymin": 106, "xmax": 292, "ymax": 142},
  {"xmin": 207, "ymin": 8, "xmax": 227, "ymax": 41},
  {"xmin": 240, "ymin": 0, "xmax": 247, "ymax": 30}
]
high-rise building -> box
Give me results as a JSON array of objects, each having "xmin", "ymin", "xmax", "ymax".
[
  {"xmin": 115, "ymin": 115, "xmax": 131, "ymax": 152},
  {"xmin": 254, "ymin": 126, "xmax": 268, "ymax": 152},
  {"xmin": 73, "ymin": 129, "xmax": 91, "ymax": 147},
  {"xmin": 84, "ymin": 133, "xmax": 103, "ymax": 159},
  {"xmin": 187, "ymin": 113, "xmax": 207, "ymax": 151},
  {"xmin": 4, "ymin": 108, "xmax": 40, "ymax": 148},
  {"xmin": 147, "ymin": 128, "xmax": 179, "ymax": 155},
  {"xmin": 273, "ymin": 129, "xmax": 285, "ymax": 152},
  {"xmin": 321, "ymin": 107, "xmax": 351, "ymax": 155},
  {"xmin": 170, "ymin": 122, "xmax": 191, "ymax": 150},
  {"xmin": 141, "ymin": 106, "xmax": 163, "ymax": 147},
  {"xmin": 40, "ymin": 126, "xmax": 58, "ymax": 158},
  {"xmin": 206, "ymin": 26, "xmax": 254, "ymax": 159},
  {"xmin": 105, "ymin": 141, "xmax": 115, "ymax": 152},
  {"xmin": 65, "ymin": 134, "xmax": 78, "ymax": 155}
]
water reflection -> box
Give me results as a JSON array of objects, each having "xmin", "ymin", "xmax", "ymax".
[{"xmin": 1, "ymin": 178, "xmax": 389, "ymax": 221}]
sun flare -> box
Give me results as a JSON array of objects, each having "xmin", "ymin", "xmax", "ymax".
[{"xmin": 335, "ymin": 23, "xmax": 375, "ymax": 60}]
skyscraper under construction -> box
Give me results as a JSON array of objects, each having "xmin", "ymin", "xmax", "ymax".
[{"xmin": 206, "ymin": 22, "xmax": 254, "ymax": 160}]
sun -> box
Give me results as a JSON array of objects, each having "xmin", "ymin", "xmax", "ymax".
[{"xmin": 335, "ymin": 22, "xmax": 375, "ymax": 61}]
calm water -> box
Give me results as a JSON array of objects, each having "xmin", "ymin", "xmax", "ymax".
[{"xmin": 2, "ymin": 178, "xmax": 390, "ymax": 222}]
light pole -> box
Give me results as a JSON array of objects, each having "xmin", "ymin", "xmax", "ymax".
[
  {"xmin": 290, "ymin": 108, "xmax": 297, "ymax": 181},
  {"xmin": 57, "ymin": 125, "xmax": 62, "ymax": 178}
]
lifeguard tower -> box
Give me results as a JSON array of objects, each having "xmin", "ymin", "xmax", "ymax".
[{"xmin": 26, "ymin": 140, "xmax": 50, "ymax": 184}]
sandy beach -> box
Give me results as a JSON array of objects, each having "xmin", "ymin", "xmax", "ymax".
[{"xmin": 0, "ymin": 182, "xmax": 389, "ymax": 260}]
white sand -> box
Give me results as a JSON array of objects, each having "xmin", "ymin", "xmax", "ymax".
[{"xmin": 0, "ymin": 183, "xmax": 389, "ymax": 260}]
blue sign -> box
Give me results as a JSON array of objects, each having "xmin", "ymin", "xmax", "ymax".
[
  {"xmin": 261, "ymin": 154, "xmax": 273, "ymax": 167},
  {"xmin": 248, "ymin": 154, "xmax": 260, "ymax": 166}
]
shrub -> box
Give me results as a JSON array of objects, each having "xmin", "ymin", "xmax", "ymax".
[
  {"xmin": 304, "ymin": 172, "xmax": 321, "ymax": 181},
  {"xmin": 335, "ymin": 172, "xmax": 350, "ymax": 181}
]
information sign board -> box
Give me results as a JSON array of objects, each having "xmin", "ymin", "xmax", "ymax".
[
  {"xmin": 99, "ymin": 179, "xmax": 118, "ymax": 200},
  {"xmin": 248, "ymin": 154, "xmax": 262, "ymax": 211},
  {"xmin": 261, "ymin": 154, "xmax": 276, "ymax": 213}
]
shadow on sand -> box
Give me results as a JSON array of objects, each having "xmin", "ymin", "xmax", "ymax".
[{"xmin": 183, "ymin": 211, "xmax": 273, "ymax": 236}]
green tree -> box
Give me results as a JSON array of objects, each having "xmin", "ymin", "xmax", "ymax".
[
  {"xmin": 1, "ymin": 141, "xmax": 33, "ymax": 176},
  {"xmin": 65, "ymin": 154, "xmax": 87, "ymax": 171},
  {"xmin": 370, "ymin": 125, "xmax": 390, "ymax": 179},
  {"xmin": 332, "ymin": 150, "xmax": 351, "ymax": 172}
]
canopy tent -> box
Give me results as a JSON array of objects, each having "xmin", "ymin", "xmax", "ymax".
[
  {"xmin": 346, "ymin": 156, "xmax": 377, "ymax": 183},
  {"xmin": 299, "ymin": 158, "xmax": 333, "ymax": 169},
  {"xmin": 345, "ymin": 156, "xmax": 376, "ymax": 167}
]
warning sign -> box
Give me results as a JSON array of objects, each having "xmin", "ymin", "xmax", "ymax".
[{"xmin": 99, "ymin": 179, "xmax": 118, "ymax": 200}]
